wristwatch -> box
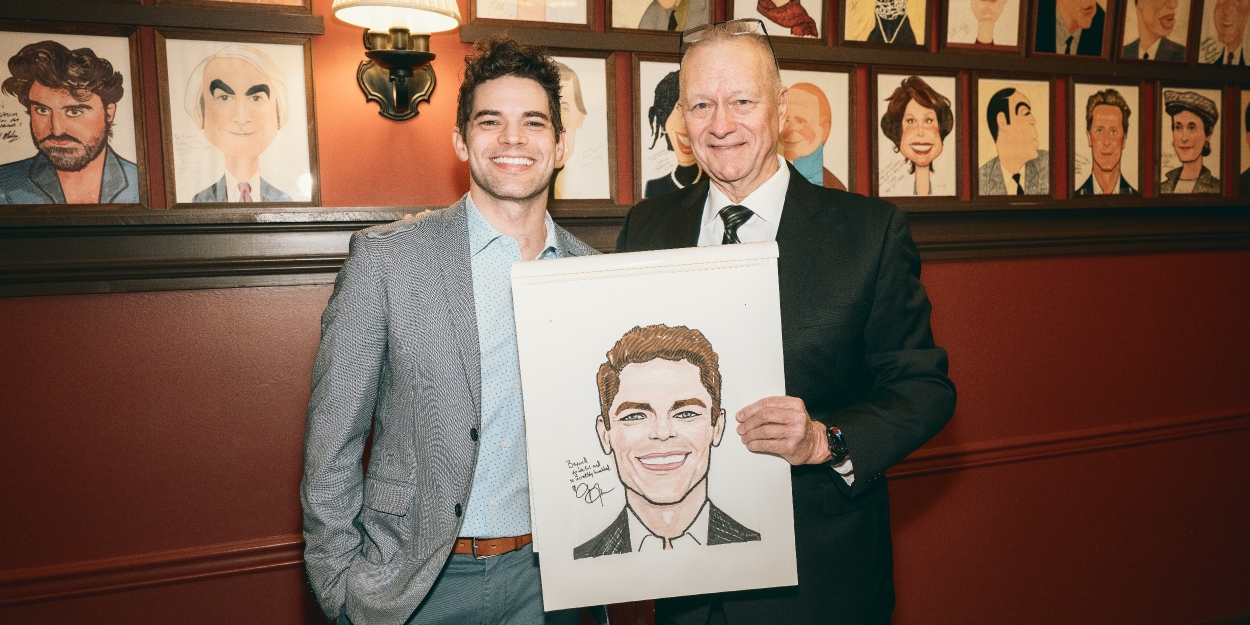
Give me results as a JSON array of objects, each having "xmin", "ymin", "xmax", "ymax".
[{"xmin": 825, "ymin": 425, "xmax": 849, "ymax": 465}]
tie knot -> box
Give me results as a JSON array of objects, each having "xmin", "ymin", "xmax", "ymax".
[
  {"xmin": 719, "ymin": 204, "xmax": 754, "ymax": 244},
  {"xmin": 238, "ymin": 182, "xmax": 254, "ymax": 202}
]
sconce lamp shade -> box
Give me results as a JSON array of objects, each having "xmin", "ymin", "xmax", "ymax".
[{"xmin": 332, "ymin": 0, "xmax": 462, "ymax": 34}]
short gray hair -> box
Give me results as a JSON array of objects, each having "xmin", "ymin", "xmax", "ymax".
[
  {"xmin": 679, "ymin": 29, "xmax": 782, "ymax": 100},
  {"xmin": 184, "ymin": 45, "xmax": 290, "ymax": 130}
]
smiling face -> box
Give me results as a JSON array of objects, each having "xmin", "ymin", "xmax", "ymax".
[
  {"xmin": 1087, "ymin": 104, "xmax": 1126, "ymax": 172},
  {"xmin": 200, "ymin": 58, "xmax": 279, "ymax": 161},
  {"xmin": 899, "ymin": 98, "xmax": 944, "ymax": 169},
  {"xmin": 665, "ymin": 105, "xmax": 698, "ymax": 167},
  {"xmin": 1136, "ymin": 0, "xmax": 1179, "ymax": 41},
  {"xmin": 1171, "ymin": 109, "xmax": 1206, "ymax": 163},
  {"xmin": 779, "ymin": 87, "xmax": 827, "ymax": 161},
  {"xmin": 680, "ymin": 38, "xmax": 785, "ymax": 194},
  {"xmin": 1214, "ymin": 0, "xmax": 1250, "ymax": 49},
  {"xmin": 971, "ymin": 0, "xmax": 1008, "ymax": 22},
  {"xmin": 1059, "ymin": 0, "xmax": 1100, "ymax": 30},
  {"xmin": 27, "ymin": 81, "xmax": 114, "ymax": 172},
  {"xmin": 453, "ymin": 75, "xmax": 564, "ymax": 204},
  {"xmin": 596, "ymin": 359, "xmax": 725, "ymax": 506}
]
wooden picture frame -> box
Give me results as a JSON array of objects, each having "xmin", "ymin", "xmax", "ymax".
[
  {"xmin": 607, "ymin": 0, "xmax": 713, "ymax": 34},
  {"xmin": 155, "ymin": 29, "xmax": 320, "ymax": 209},
  {"xmin": 779, "ymin": 61, "xmax": 856, "ymax": 194},
  {"xmin": 872, "ymin": 68, "xmax": 961, "ymax": 203},
  {"xmin": 730, "ymin": 0, "xmax": 830, "ymax": 41},
  {"xmin": 0, "ymin": 21, "xmax": 149, "ymax": 211},
  {"xmin": 548, "ymin": 49, "xmax": 619, "ymax": 206},
  {"xmin": 1028, "ymin": 0, "xmax": 1117, "ymax": 59},
  {"xmin": 840, "ymin": 0, "xmax": 931, "ymax": 49},
  {"xmin": 941, "ymin": 0, "xmax": 1028, "ymax": 54},
  {"xmin": 469, "ymin": 0, "xmax": 595, "ymax": 30},
  {"xmin": 1116, "ymin": 0, "xmax": 1197, "ymax": 62},
  {"xmin": 154, "ymin": 0, "xmax": 312, "ymax": 15},
  {"xmin": 1068, "ymin": 77, "xmax": 1145, "ymax": 205},
  {"xmin": 1156, "ymin": 82, "xmax": 1226, "ymax": 197},
  {"xmin": 971, "ymin": 73, "xmax": 1056, "ymax": 202}
]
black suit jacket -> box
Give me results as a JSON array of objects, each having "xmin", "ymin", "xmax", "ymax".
[
  {"xmin": 1035, "ymin": 0, "xmax": 1105, "ymax": 55},
  {"xmin": 573, "ymin": 501, "xmax": 760, "ymax": 560},
  {"xmin": 616, "ymin": 165, "xmax": 956, "ymax": 625}
]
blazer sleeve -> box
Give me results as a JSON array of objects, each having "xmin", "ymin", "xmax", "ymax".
[
  {"xmin": 827, "ymin": 207, "xmax": 956, "ymax": 496},
  {"xmin": 300, "ymin": 231, "xmax": 389, "ymax": 618}
]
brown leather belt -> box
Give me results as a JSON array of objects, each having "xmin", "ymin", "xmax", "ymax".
[{"xmin": 452, "ymin": 534, "xmax": 533, "ymax": 558}]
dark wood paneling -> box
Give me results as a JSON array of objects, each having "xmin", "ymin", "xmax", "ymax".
[{"xmin": 0, "ymin": 0, "xmax": 324, "ymax": 34}]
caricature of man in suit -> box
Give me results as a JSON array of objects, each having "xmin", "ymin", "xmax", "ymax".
[
  {"xmin": 575, "ymin": 324, "xmax": 760, "ymax": 559},
  {"xmin": 1209, "ymin": 0, "xmax": 1250, "ymax": 64},
  {"xmin": 779, "ymin": 83, "xmax": 846, "ymax": 191},
  {"xmin": 1122, "ymin": 0, "xmax": 1187, "ymax": 60},
  {"xmin": 637, "ymin": 0, "xmax": 710, "ymax": 31},
  {"xmin": 978, "ymin": 87, "xmax": 1050, "ymax": 195},
  {"xmin": 1036, "ymin": 0, "xmax": 1106, "ymax": 55},
  {"xmin": 0, "ymin": 41, "xmax": 139, "ymax": 205},
  {"xmin": 1075, "ymin": 88, "xmax": 1137, "ymax": 195},
  {"xmin": 184, "ymin": 45, "xmax": 293, "ymax": 203}
]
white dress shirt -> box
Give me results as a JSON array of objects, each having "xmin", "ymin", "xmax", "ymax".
[
  {"xmin": 696, "ymin": 155, "xmax": 855, "ymax": 484},
  {"xmin": 1000, "ymin": 160, "xmax": 1027, "ymax": 195},
  {"xmin": 628, "ymin": 501, "xmax": 710, "ymax": 552}
]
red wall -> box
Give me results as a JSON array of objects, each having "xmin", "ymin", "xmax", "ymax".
[{"xmin": 2, "ymin": 0, "xmax": 1249, "ymax": 621}]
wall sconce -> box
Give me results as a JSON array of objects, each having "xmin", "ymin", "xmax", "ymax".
[{"xmin": 331, "ymin": 0, "xmax": 462, "ymax": 121}]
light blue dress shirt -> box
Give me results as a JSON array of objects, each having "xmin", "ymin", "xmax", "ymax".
[{"xmin": 459, "ymin": 195, "xmax": 560, "ymax": 538}]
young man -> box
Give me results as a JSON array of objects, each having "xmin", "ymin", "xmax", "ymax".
[
  {"xmin": 1075, "ymin": 89, "xmax": 1137, "ymax": 195},
  {"xmin": 301, "ymin": 36, "xmax": 597, "ymax": 625},
  {"xmin": 616, "ymin": 21, "xmax": 955, "ymax": 625}
]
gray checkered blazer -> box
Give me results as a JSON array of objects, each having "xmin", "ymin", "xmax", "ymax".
[{"xmin": 301, "ymin": 196, "xmax": 598, "ymax": 625}]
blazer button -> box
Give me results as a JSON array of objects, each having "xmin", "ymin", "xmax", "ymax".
[
  {"xmin": 470, "ymin": 427, "xmax": 478, "ymax": 441},
  {"xmin": 455, "ymin": 503, "xmax": 462, "ymax": 517}
]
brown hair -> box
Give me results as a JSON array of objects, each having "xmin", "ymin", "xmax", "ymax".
[
  {"xmin": 2, "ymin": 40, "xmax": 124, "ymax": 109},
  {"xmin": 456, "ymin": 35, "xmax": 562, "ymax": 139},
  {"xmin": 1085, "ymin": 88, "xmax": 1131, "ymax": 133},
  {"xmin": 880, "ymin": 76, "xmax": 954, "ymax": 172},
  {"xmin": 596, "ymin": 324, "xmax": 722, "ymax": 429}
]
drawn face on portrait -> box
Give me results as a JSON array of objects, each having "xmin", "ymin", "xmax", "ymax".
[
  {"xmin": 476, "ymin": 0, "xmax": 589, "ymax": 23},
  {"xmin": 976, "ymin": 78, "xmax": 1051, "ymax": 196},
  {"xmin": 947, "ymin": 0, "xmax": 1020, "ymax": 47},
  {"xmin": 1240, "ymin": 90, "xmax": 1250, "ymax": 194},
  {"xmin": 1199, "ymin": 0, "xmax": 1250, "ymax": 62},
  {"xmin": 551, "ymin": 56, "xmax": 611, "ymax": 200},
  {"xmin": 1159, "ymin": 88, "xmax": 1222, "ymax": 194},
  {"xmin": 613, "ymin": 0, "xmax": 711, "ymax": 31},
  {"xmin": 778, "ymin": 69, "xmax": 850, "ymax": 191},
  {"xmin": 1120, "ymin": 0, "xmax": 1191, "ymax": 60},
  {"xmin": 165, "ymin": 38, "xmax": 312, "ymax": 204},
  {"xmin": 735, "ymin": 0, "xmax": 824, "ymax": 39},
  {"xmin": 0, "ymin": 33, "xmax": 140, "ymax": 206},
  {"xmin": 876, "ymin": 74, "xmax": 956, "ymax": 197},
  {"xmin": 845, "ymin": 0, "xmax": 927, "ymax": 45},
  {"xmin": 1072, "ymin": 84, "xmax": 1139, "ymax": 195}
]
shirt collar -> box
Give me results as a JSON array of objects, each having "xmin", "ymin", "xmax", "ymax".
[
  {"xmin": 702, "ymin": 155, "xmax": 790, "ymax": 231},
  {"xmin": 1143, "ymin": 38, "xmax": 1161, "ymax": 59},
  {"xmin": 465, "ymin": 193, "xmax": 560, "ymax": 259},
  {"xmin": 224, "ymin": 170, "xmax": 261, "ymax": 203},
  {"xmin": 626, "ymin": 500, "xmax": 710, "ymax": 553},
  {"xmin": 1000, "ymin": 160, "xmax": 1026, "ymax": 194}
]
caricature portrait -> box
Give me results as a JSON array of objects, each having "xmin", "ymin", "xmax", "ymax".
[
  {"xmin": 1121, "ymin": 0, "xmax": 1191, "ymax": 60},
  {"xmin": 640, "ymin": 65, "xmax": 702, "ymax": 198},
  {"xmin": 845, "ymin": 0, "xmax": 927, "ymax": 45},
  {"xmin": 0, "ymin": 37, "xmax": 139, "ymax": 205},
  {"xmin": 164, "ymin": 38, "xmax": 313, "ymax": 205},
  {"xmin": 1035, "ymin": 0, "xmax": 1107, "ymax": 55},
  {"xmin": 551, "ymin": 56, "xmax": 611, "ymax": 200},
  {"xmin": 1073, "ymin": 86, "xmax": 1139, "ymax": 195},
  {"xmin": 877, "ymin": 74, "xmax": 956, "ymax": 197},
  {"xmin": 475, "ymin": 0, "xmax": 588, "ymax": 23},
  {"xmin": 779, "ymin": 69, "xmax": 850, "ymax": 191},
  {"xmin": 946, "ymin": 0, "xmax": 1021, "ymax": 48},
  {"xmin": 1241, "ymin": 90, "xmax": 1250, "ymax": 196},
  {"xmin": 1198, "ymin": 0, "xmax": 1250, "ymax": 64},
  {"xmin": 735, "ymin": 0, "xmax": 823, "ymax": 38},
  {"xmin": 613, "ymin": 0, "xmax": 710, "ymax": 31},
  {"xmin": 977, "ymin": 80, "xmax": 1050, "ymax": 196},
  {"xmin": 1160, "ymin": 89, "xmax": 1222, "ymax": 194},
  {"xmin": 574, "ymin": 324, "xmax": 761, "ymax": 559}
]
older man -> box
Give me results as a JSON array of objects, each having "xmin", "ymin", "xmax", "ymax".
[
  {"xmin": 1076, "ymin": 89, "xmax": 1137, "ymax": 195},
  {"xmin": 616, "ymin": 19, "xmax": 956, "ymax": 625}
]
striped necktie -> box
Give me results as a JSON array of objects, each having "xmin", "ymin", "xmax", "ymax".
[{"xmin": 719, "ymin": 205, "xmax": 754, "ymax": 244}]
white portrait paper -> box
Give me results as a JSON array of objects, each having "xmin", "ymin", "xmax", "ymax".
[
  {"xmin": 552, "ymin": 56, "xmax": 610, "ymax": 200},
  {"xmin": 946, "ymin": 0, "xmax": 1021, "ymax": 47},
  {"xmin": 513, "ymin": 243, "xmax": 797, "ymax": 610},
  {"xmin": 476, "ymin": 0, "xmax": 588, "ymax": 23}
]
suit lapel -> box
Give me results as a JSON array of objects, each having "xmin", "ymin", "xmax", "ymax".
[
  {"xmin": 677, "ymin": 182, "xmax": 707, "ymax": 247},
  {"xmin": 98, "ymin": 147, "xmax": 127, "ymax": 203},
  {"xmin": 775, "ymin": 164, "xmax": 823, "ymax": 306},
  {"xmin": 432, "ymin": 199, "xmax": 482, "ymax": 419},
  {"xmin": 29, "ymin": 154, "xmax": 66, "ymax": 203}
]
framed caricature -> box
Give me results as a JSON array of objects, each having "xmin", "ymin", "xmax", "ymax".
[
  {"xmin": 1070, "ymin": 80, "xmax": 1142, "ymax": 197},
  {"xmin": 550, "ymin": 52, "xmax": 617, "ymax": 203},
  {"xmin": 1240, "ymin": 89, "xmax": 1250, "ymax": 196},
  {"xmin": 1158, "ymin": 85, "xmax": 1223, "ymax": 195},
  {"xmin": 843, "ymin": 0, "xmax": 929, "ymax": 47},
  {"xmin": 1196, "ymin": 0, "xmax": 1250, "ymax": 64},
  {"xmin": 731, "ymin": 0, "xmax": 826, "ymax": 40},
  {"xmin": 610, "ymin": 0, "xmax": 712, "ymax": 32},
  {"xmin": 973, "ymin": 76, "xmax": 1053, "ymax": 198},
  {"xmin": 154, "ymin": 0, "xmax": 311, "ymax": 13},
  {"xmin": 1118, "ymin": 0, "xmax": 1193, "ymax": 61},
  {"xmin": 779, "ymin": 64, "xmax": 853, "ymax": 193},
  {"xmin": 156, "ymin": 31, "xmax": 319, "ymax": 208},
  {"xmin": 874, "ymin": 71, "xmax": 959, "ymax": 198},
  {"xmin": 1031, "ymin": 0, "xmax": 1113, "ymax": 57},
  {"xmin": 944, "ymin": 0, "xmax": 1025, "ymax": 51},
  {"xmin": 471, "ymin": 0, "xmax": 592, "ymax": 27},
  {"xmin": 0, "ymin": 25, "xmax": 147, "ymax": 209},
  {"xmin": 635, "ymin": 56, "xmax": 690, "ymax": 201}
]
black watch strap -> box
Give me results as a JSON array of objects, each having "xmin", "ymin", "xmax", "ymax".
[{"xmin": 826, "ymin": 425, "xmax": 849, "ymax": 465}]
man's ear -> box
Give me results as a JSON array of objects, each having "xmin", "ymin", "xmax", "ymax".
[
  {"xmin": 996, "ymin": 112, "xmax": 1009, "ymax": 134},
  {"xmin": 554, "ymin": 127, "xmax": 566, "ymax": 166},
  {"xmin": 105, "ymin": 103, "xmax": 116, "ymax": 124},
  {"xmin": 711, "ymin": 409, "xmax": 726, "ymax": 447},
  {"xmin": 452, "ymin": 127, "xmax": 470, "ymax": 163},
  {"xmin": 595, "ymin": 415, "xmax": 613, "ymax": 455}
]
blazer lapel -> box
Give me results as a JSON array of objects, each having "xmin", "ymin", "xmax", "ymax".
[
  {"xmin": 677, "ymin": 182, "xmax": 707, "ymax": 247},
  {"xmin": 98, "ymin": 147, "xmax": 128, "ymax": 203},
  {"xmin": 29, "ymin": 154, "xmax": 66, "ymax": 203},
  {"xmin": 775, "ymin": 164, "xmax": 824, "ymax": 305},
  {"xmin": 432, "ymin": 199, "xmax": 482, "ymax": 419}
]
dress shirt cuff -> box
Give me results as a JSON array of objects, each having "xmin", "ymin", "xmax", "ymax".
[{"xmin": 831, "ymin": 456, "xmax": 855, "ymax": 485}]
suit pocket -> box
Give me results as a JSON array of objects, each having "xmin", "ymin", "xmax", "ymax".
[
  {"xmin": 364, "ymin": 477, "xmax": 416, "ymax": 516},
  {"xmin": 361, "ymin": 478, "xmax": 415, "ymax": 565},
  {"xmin": 822, "ymin": 478, "xmax": 887, "ymax": 516}
]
